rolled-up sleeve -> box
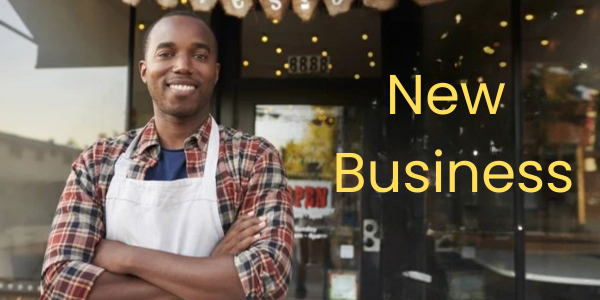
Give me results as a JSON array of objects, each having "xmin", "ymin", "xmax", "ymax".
[
  {"xmin": 234, "ymin": 142, "xmax": 294, "ymax": 300},
  {"xmin": 40, "ymin": 150, "xmax": 105, "ymax": 300}
]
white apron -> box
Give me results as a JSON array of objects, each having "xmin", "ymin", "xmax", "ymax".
[{"xmin": 105, "ymin": 117, "xmax": 224, "ymax": 257}]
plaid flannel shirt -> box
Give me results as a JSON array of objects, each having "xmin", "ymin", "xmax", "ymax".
[{"xmin": 40, "ymin": 116, "xmax": 294, "ymax": 300}]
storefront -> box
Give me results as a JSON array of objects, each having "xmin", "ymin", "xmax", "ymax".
[{"xmin": 2, "ymin": 0, "xmax": 600, "ymax": 299}]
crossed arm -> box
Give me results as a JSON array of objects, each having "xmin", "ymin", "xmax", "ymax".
[
  {"xmin": 40, "ymin": 145, "xmax": 294, "ymax": 300},
  {"xmin": 87, "ymin": 214, "xmax": 268, "ymax": 300}
]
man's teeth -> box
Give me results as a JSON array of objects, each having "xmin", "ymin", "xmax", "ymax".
[{"xmin": 170, "ymin": 84, "xmax": 195, "ymax": 91}]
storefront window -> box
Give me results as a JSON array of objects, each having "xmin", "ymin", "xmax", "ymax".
[
  {"xmin": 0, "ymin": 1, "xmax": 129, "ymax": 298},
  {"xmin": 417, "ymin": 1, "xmax": 515, "ymax": 299},
  {"xmin": 521, "ymin": 1, "xmax": 600, "ymax": 299},
  {"xmin": 415, "ymin": 1, "xmax": 600, "ymax": 299}
]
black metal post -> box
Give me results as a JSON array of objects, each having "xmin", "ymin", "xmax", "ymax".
[
  {"xmin": 510, "ymin": 0, "xmax": 525, "ymax": 299},
  {"xmin": 125, "ymin": 6, "xmax": 136, "ymax": 130}
]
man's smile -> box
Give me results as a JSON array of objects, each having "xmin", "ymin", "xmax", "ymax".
[
  {"xmin": 166, "ymin": 79, "xmax": 199, "ymax": 95},
  {"xmin": 168, "ymin": 84, "xmax": 196, "ymax": 91}
]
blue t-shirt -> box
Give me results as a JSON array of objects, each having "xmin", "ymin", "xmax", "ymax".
[{"xmin": 145, "ymin": 148, "xmax": 188, "ymax": 181}]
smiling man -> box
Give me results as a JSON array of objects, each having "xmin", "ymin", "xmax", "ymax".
[{"xmin": 39, "ymin": 10, "xmax": 294, "ymax": 300}]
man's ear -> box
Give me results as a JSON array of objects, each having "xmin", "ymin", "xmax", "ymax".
[
  {"xmin": 139, "ymin": 60, "xmax": 147, "ymax": 84},
  {"xmin": 214, "ymin": 63, "xmax": 221, "ymax": 86}
]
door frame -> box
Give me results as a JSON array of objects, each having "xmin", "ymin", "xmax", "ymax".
[{"xmin": 223, "ymin": 77, "xmax": 383, "ymax": 300}]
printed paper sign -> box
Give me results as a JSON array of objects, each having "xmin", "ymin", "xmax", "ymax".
[{"xmin": 288, "ymin": 179, "xmax": 334, "ymax": 219}]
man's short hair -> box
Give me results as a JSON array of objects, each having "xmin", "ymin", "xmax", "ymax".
[{"xmin": 142, "ymin": 10, "xmax": 218, "ymax": 60}]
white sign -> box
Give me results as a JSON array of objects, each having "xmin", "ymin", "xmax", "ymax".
[
  {"xmin": 288, "ymin": 179, "xmax": 334, "ymax": 219},
  {"xmin": 330, "ymin": 272, "xmax": 357, "ymax": 300},
  {"xmin": 340, "ymin": 245, "xmax": 354, "ymax": 259}
]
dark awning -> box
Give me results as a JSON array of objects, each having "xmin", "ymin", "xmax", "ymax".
[{"xmin": 5, "ymin": 0, "xmax": 129, "ymax": 68}]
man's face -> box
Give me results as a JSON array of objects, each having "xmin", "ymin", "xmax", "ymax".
[{"xmin": 140, "ymin": 16, "xmax": 220, "ymax": 119}]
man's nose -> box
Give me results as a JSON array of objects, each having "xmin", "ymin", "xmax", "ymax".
[{"xmin": 173, "ymin": 55, "xmax": 192, "ymax": 74}]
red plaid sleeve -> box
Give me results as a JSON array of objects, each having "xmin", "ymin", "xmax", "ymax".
[
  {"xmin": 234, "ymin": 140, "xmax": 294, "ymax": 300},
  {"xmin": 39, "ymin": 148, "xmax": 105, "ymax": 300}
]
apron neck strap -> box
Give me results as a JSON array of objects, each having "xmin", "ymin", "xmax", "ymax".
[
  {"xmin": 124, "ymin": 127, "xmax": 144, "ymax": 159},
  {"xmin": 203, "ymin": 117, "xmax": 220, "ymax": 179}
]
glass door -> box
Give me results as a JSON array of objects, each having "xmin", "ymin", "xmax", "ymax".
[{"xmin": 254, "ymin": 104, "xmax": 364, "ymax": 300}]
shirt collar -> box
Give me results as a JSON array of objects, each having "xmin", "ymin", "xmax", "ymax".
[{"xmin": 133, "ymin": 115, "xmax": 214, "ymax": 159}]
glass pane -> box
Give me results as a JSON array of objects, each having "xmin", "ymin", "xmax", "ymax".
[
  {"xmin": 255, "ymin": 105, "xmax": 363, "ymax": 300},
  {"xmin": 418, "ymin": 1, "xmax": 515, "ymax": 299},
  {"xmin": 0, "ymin": 1, "xmax": 128, "ymax": 298},
  {"xmin": 241, "ymin": 10, "xmax": 381, "ymax": 79},
  {"xmin": 522, "ymin": 1, "xmax": 600, "ymax": 299}
]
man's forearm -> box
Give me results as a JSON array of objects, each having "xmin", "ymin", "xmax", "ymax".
[
  {"xmin": 122, "ymin": 247, "xmax": 245, "ymax": 300},
  {"xmin": 88, "ymin": 271, "xmax": 180, "ymax": 300}
]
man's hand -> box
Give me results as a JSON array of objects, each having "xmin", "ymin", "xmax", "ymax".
[
  {"xmin": 211, "ymin": 212, "xmax": 267, "ymax": 257},
  {"xmin": 93, "ymin": 239, "xmax": 132, "ymax": 274}
]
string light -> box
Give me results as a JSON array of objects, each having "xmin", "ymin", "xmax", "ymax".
[
  {"xmin": 311, "ymin": 36, "xmax": 318, "ymax": 43},
  {"xmin": 368, "ymin": 51, "xmax": 374, "ymax": 58},
  {"xmin": 579, "ymin": 63, "xmax": 588, "ymax": 70},
  {"xmin": 322, "ymin": 50, "xmax": 328, "ymax": 57},
  {"xmin": 328, "ymin": 63, "xmax": 333, "ymax": 70},
  {"xmin": 525, "ymin": 14, "xmax": 535, "ymax": 21},
  {"xmin": 243, "ymin": 60, "xmax": 249, "ymax": 67},
  {"xmin": 284, "ymin": 63, "xmax": 289, "ymax": 69},
  {"xmin": 276, "ymin": 47, "xmax": 283, "ymax": 54},
  {"xmin": 483, "ymin": 46, "xmax": 495, "ymax": 54},
  {"xmin": 576, "ymin": 8, "xmax": 585, "ymax": 15},
  {"xmin": 370, "ymin": 61, "xmax": 376, "ymax": 67},
  {"xmin": 441, "ymin": 32, "xmax": 448, "ymax": 39},
  {"xmin": 272, "ymin": 19, "xmax": 280, "ymax": 24},
  {"xmin": 181, "ymin": 0, "xmax": 188, "ymax": 4},
  {"xmin": 499, "ymin": 61, "xmax": 507, "ymax": 68},
  {"xmin": 362, "ymin": 34, "xmax": 369, "ymax": 41},
  {"xmin": 477, "ymin": 76, "xmax": 484, "ymax": 83},
  {"xmin": 354, "ymin": 74, "xmax": 360, "ymax": 80},
  {"xmin": 540, "ymin": 39, "xmax": 549, "ymax": 46},
  {"xmin": 138, "ymin": 23, "xmax": 145, "ymax": 30},
  {"xmin": 261, "ymin": 36, "xmax": 269, "ymax": 43},
  {"xmin": 455, "ymin": 13, "xmax": 462, "ymax": 24},
  {"xmin": 500, "ymin": 20, "xmax": 508, "ymax": 27},
  {"xmin": 275, "ymin": 70, "xmax": 282, "ymax": 76}
]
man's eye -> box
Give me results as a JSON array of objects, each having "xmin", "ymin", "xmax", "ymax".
[
  {"xmin": 194, "ymin": 54, "xmax": 208, "ymax": 60},
  {"xmin": 158, "ymin": 52, "xmax": 173, "ymax": 58}
]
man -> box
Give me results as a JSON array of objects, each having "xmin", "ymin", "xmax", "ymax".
[{"xmin": 39, "ymin": 10, "xmax": 294, "ymax": 300}]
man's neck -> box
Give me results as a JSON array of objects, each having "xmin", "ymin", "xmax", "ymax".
[{"xmin": 153, "ymin": 112, "xmax": 209, "ymax": 150}]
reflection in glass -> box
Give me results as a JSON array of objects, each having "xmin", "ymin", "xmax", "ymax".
[
  {"xmin": 522, "ymin": 1, "xmax": 600, "ymax": 299},
  {"xmin": 418, "ymin": 0, "xmax": 515, "ymax": 299},
  {"xmin": 0, "ymin": 1, "xmax": 128, "ymax": 298}
]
